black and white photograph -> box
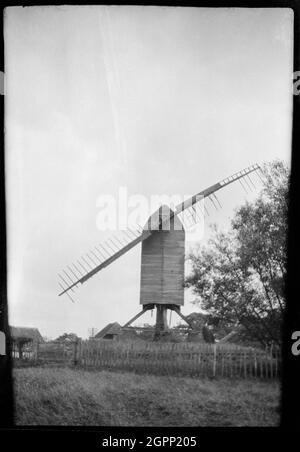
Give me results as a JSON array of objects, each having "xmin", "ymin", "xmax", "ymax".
[{"xmin": 1, "ymin": 4, "xmax": 297, "ymax": 431}]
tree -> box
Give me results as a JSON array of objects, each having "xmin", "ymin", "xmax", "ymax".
[
  {"xmin": 172, "ymin": 312, "xmax": 215, "ymax": 343},
  {"xmin": 42, "ymin": 336, "xmax": 53, "ymax": 342},
  {"xmin": 55, "ymin": 332, "xmax": 80, "ymax": 343},
  {"xmin": 185, "ymin": 160, "xmax": 289, "ymax": 347}
]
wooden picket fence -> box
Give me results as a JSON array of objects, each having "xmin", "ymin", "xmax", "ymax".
[
  {"xmin": 13, "ymin": 341, "xmax": 76, "ymax": 366},
  {"xmin": 75, "ymin": 340, "xmax": 281, "ymax": 379},
  {"xmin": 17, "ymin": 339, "xmax": 280, "ymax": 378}
]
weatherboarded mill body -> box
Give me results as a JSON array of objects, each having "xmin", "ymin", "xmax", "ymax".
[{"xmin": 139, "ymin": 205, "xmax": 185, "ymax": 336}]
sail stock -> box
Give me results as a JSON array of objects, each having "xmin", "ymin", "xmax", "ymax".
[{"xmin": 58, "ymin": 163, "xmax": 262, "ymax": 298}]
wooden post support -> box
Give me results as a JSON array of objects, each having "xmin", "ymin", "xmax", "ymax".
[
  {"xmin": 154, "ymin": 305, "xmax": 168, "ymax": 339},
  {"xmin": 74, "ymin": 339, "xmax": 79, "ymax": 366},
  {"xmin": 35, "ymin": 341, "xmax": 39, "ymax": 362},
  {"xmin": 213, "ymin": 344, "xmax": 217, "ymax": 377},
  {"xmin": 18, "ymin": 342, "xmax": 23, "ymax": 360},
  {"xmin": 122, "ymin": 307, "xmax": 150, "ymax": 328},
  {"xmin": 270, "ymin": 344, "xmax": 273, "ymax": 379},
  {"xmin": 173, "ymin": 307, "xmax": 195, "ymax": 329}
]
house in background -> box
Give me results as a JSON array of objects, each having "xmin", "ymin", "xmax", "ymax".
[
  {"xmin": 94, "ymin": 322, "xmax": 148, "ymax": 341},
  {"xmin": 10, "ymin": 326, "xmax": 44, "ymax": 359},
  {"xmin": 94, "ymin": 322, "xmax": 122, "ymax": 340}
]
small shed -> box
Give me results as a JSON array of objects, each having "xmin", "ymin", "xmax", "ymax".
[
  {"xmin": 10, "ymin": 326, "xmax": 43, "ymax": 359},
  {"xmin": 95, "ymin": 322, "xmax": 121, "ymax": 340}
]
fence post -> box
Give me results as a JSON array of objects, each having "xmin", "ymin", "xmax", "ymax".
[
  {"xmin": 270, "ymin": 344, "xmax": 273, "ymax": 379},
  {"xmin": 275, "ymin": 347, "xmax": 279, "ymax": 378},
  {"xmin": 213, "ymin": 344, "xmax": 217, "ymax": 377},
  {"xmin": 74, "ymin": 339, "xmax": 79, "ymax": 366},
  {"xmin": 35, "ymin": 341, "xmax": 39, "ymax": 362},
  {"xmin": 254, "ymin": 349, "xmax": 257, "ymax": 378}
]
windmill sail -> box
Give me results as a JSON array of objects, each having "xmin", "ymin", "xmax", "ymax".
[
  {"xmin": 58, "ymin": 226, "xmax": 148, "ymax": 296},
  {"xmin": 174, "ymin": 163, "xmax": 261, "ymax": 215},
  {"xmin": 58, "ymin": 163, "xmax": 262, "ymax": 298}
]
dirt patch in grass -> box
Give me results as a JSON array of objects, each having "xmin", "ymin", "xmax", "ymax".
[{"xmin": 13, "ymin": 366, "xmax": 280, "ymax": 426}]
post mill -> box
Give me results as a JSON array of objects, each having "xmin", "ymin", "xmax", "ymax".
[{"xmin": 58, "ymin": 164, "xmax": 263, "ymax": 340}]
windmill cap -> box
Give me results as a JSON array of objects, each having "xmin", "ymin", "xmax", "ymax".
[{"xmin": 143, "ymin": 204, "xmax": 184, "ymax": 231}]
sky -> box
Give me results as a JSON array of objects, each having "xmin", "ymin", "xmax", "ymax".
[{"xmin": 4, "ymin": 6, "xmax": 293, "ymax": 339}]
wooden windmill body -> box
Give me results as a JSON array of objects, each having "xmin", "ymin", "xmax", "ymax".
[
  {"xmin": 58, "ymin": 164, "xmax": 262, "ymax": 340},
  {"xmin": 139, "ymin": 205, "xmax": 185, "ymax": 337}
]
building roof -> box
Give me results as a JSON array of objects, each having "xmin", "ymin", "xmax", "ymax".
[
  {"xmin": 10, "ymin": 326, "xmax": 44, "ymax": 342},
  {"xmin": 95, "ymin": 322, "xmax": 121, "ymax": 339}
]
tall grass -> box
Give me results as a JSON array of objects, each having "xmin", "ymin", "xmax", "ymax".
[{"xmin": 13, "ymin": 366, "xmax": 280, "ymax": 426}]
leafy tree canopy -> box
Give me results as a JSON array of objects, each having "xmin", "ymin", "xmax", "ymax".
[
  {"xmin": 185, "ymin": 160, "xmax": 289, "ymax": 347},
  {"xmin": 54, "ymin": 332, "xmax": 80, "ymax": 343}
]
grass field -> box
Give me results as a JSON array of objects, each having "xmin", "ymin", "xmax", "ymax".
[{"xmin": 13, "ymin": 366, "xmax": 280, "ymax": 427}]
